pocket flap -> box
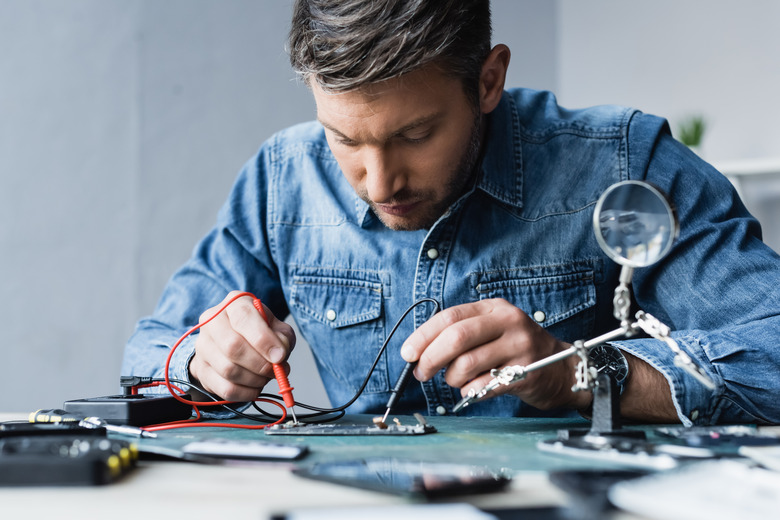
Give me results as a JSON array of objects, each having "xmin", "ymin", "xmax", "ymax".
[
  {"xmin": 471, "ymin": 261, "xmax": 599, "ymax": 327},
  {"xmin": 289, "ymin": 268, "xmax": 384, "ymax": 328}
]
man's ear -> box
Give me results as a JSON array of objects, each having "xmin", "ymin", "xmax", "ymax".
[{"xmin": 479, "ymin": 44, "xmax": 511, "ymax": 114}]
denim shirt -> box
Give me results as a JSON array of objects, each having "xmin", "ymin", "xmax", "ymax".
[{"xmin": 123, "ymin": 88, "xmax": 780, "ymax": 426}]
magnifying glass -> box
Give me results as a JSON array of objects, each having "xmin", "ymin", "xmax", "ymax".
[{"xmin": 593, "ymin": 180, "xmax": 678, "ymax": 268}]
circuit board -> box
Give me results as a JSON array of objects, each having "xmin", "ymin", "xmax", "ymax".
[{"xmin": 265, "ymin": 415, "xmax": 436, "ymax": 436}]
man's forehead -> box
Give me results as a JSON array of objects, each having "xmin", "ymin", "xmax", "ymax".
[{"xmin": 312, "ymin": 67, "xmax": 462, "ymax": 133}]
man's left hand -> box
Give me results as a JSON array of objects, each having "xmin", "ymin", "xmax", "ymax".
[{"xmin": 400, "ymin": 298, "xmax": 591, "ymax": 411}]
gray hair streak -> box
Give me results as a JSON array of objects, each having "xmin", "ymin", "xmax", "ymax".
[{"xmin": 288, "ymin": 0, "xmax": 491, "ymax": 104}]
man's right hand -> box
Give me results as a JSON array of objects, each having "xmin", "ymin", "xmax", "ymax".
[{"xmin": 188, "ymin": 291, "xmax": 296, "ymax": 401}]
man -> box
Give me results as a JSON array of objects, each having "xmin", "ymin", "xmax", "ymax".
[{"xmin": 123, "ymin": 0, "xmax": 780, "ymax": 426}]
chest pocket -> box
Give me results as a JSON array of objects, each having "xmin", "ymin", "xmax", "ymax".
[
  {"xmin": 288, "ymin": 267, "xmax": 388, "ymax": 394},
  {"xmin": 470, "ymin": 261, "xmax": 599, "ymax": 342}
]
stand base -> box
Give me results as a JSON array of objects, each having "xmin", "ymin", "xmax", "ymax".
[{"xmin": 558, "ymin": 427, "xmax": 646, "ymax": 441}]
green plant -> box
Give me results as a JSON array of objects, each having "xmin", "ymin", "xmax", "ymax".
[{"xmin": 677, "ymin": 115, "xmax": 707, "ymax": 148}]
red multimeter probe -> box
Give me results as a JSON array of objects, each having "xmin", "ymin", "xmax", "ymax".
[
  {"xmin": 252, "ymin": 298, "xmax": 298, "ymax": 423},
  {"xmin": 153, "ymin": 292, "xmax": 297, "ymax": 430}
]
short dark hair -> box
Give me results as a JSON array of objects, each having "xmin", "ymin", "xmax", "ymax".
[{"xmin": 288, "ymin": 0, "xmax": 492, "ymax": 106}]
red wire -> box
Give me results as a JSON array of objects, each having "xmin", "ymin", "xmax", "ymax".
[{"xmin": 144, "ymin": 291, "xmax": 289, "ymax": 431}]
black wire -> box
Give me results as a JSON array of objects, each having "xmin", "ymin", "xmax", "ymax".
[
  {"xmin": 250, "ymin": 398, "xmax": 346, "ymax": 423},
  {"xmin": 166, "ymin": 376, "xmax": 338, "ymax": 422},
  {"xmin": 165, "ymin": 377, "xmax": 277, "ymax": 423},
  {"xmin": 162, "ymin": 297, "xmax": 440, "ymax": 423},
  {"xmin": 255, "ymin": 297, "xmax": 441, "ymax": 420}
]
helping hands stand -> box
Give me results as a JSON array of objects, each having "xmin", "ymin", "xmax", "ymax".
[{"xmin": 453, "ymin": 181, "xmax": 715, "ymax": 456}]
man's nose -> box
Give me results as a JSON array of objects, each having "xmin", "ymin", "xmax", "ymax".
[{"xmin": 363, "ymin": 148, "xmax": 405, "ymax": 203}]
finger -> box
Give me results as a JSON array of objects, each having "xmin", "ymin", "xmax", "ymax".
[
  {"xmin": 195, "ymin": 296, "xmax": 296, "ymax": 394},
  {"xmin": 459, "ymin": 371, "xmax": 508, "ymax": 400},
  {"xmin": 195, "ymin": 326, "xmax": 274, "ymax": 386},
  {"xmin": 224, "ymin": 297, "xmax": 288, "ymax": 364},
  {"xmin": 189, "ymin": 352, "xmax": 271, "ymax": 401},
  {"xmin": 401, "ymin": 302, "xmax": 489, "ymax": 363},
  {"xmin": 442, "ymin": 338, "xmax": 517, "ymax": 389},
  {"xmin": 199, "ymin": 290, "xmax": 249, "ymax": 324},
  {"xmin": 266, "ymin": 308, "xmax": 297, "ymax": 354},
  {"xmin": 415, "ymin": 313, "xmax": 506, "ymax": 381},
  {"xmin": 195, "ymin": 311, "xmax": 272, "ymax": 384},
  {"xmin": 411, "ymin": 301, "xmax": 523, "ymax": 380}
]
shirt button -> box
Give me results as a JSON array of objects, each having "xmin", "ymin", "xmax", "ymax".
[
  {"xmin": 325, "ymin": 309, "xmax": 337, "ymax": 321},
  {"xmin": 533, "ymin": 310, "xmax": 546, "ymax": 323},
  {"xmin": 427, "ymin": 248, "xmax": 439, "ymax": 260},
  {"xmin": 436, "ymin": 405, "xmax": 447, "ymax": 415},
  {"xmin": 691, "ymin": 409, "xmax": 699, "ymax": 421}
]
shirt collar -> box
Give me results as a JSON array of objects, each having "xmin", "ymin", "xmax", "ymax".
[
  {"xmin": 476, "ymin": 91, "xmax": 524, "ymax": 209},
  {"xmin": 356, "ymin": 197, "xmax": 373, "ymax": 227}
]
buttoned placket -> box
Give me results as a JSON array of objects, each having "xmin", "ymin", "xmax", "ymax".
[{"xmin": 412, "ymin": 208, "xmax": 464, "ymax": 416}]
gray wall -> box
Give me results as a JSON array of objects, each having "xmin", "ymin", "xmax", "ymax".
[
  {"xmin": 1, "ymin": 1, "xmax": 776, "ymax": 413},
  {"xmin": 556, "ymin": 0, "xmax": 780, "ymax": 250},
  {"xmin": 0, "ymin": 0, "xmax": 555, "ymax": 412},
  {"xmin": 557, "ymin": 0, "xmax": 780, "ymax": 163}
]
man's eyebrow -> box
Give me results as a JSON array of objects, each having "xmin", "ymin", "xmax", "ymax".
[
  {"xmin": 318, "ymin": 119, "xmax": 349, "ymax": 138},
  {"xmin": 388, "ymin": 113, "xmax": 442, "ymax": 137},
  {"xmin": 318, "ymin": 112, "xmax": 442, "ymax": 141}
]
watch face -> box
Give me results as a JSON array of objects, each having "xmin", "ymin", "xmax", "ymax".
[{"xmin": 589, "ymin": 345, "xmax": 629, "ymax": 385}]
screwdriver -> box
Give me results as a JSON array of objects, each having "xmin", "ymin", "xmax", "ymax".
[
  {"xmin": 29, "ymin": 409, "xmax": 157, "ymax": 438},
  {"xmin": 381, "ymin": 361, "xmax": 417, "ymax": 424}
]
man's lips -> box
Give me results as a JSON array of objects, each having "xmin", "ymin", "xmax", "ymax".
[{"xmin": 375, "ymin": 201, "xmax": 421, "ymax": 216}]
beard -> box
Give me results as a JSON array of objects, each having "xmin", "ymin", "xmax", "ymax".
[{"xmin": 362, "ymin": 112, "xmax": 483, "ymax": 231}]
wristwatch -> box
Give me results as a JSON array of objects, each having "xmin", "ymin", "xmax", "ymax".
[{"xmin": 588, "ymin": 344, "xmax": 630, "ymax": 394}]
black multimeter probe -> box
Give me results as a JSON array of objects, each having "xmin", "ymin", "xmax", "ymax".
[
  {"xmin": 381, "ymin": 299, "xmax": 441, "ymax": 423},
  {"xmin": 381, "ymin": 361, "xmax": 418, "ymax": 424}
]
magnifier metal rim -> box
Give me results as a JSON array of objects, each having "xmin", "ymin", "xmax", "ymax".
[{"xmin": 592, "ymin": 180, "xmax": 679, "ymax": 268}]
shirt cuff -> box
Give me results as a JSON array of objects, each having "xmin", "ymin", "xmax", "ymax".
[
  {"xmin": 168, "ymin": 333, "xmax": 197, "ymax": 387},
  {"xmin": 613, "ymin": 334, "xmax": 723, "ymax": 426}
]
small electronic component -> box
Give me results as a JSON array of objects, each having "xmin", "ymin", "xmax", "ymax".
[{"xmin": 266, "ymin": 414, "xmax": 436, "ymax": 436}]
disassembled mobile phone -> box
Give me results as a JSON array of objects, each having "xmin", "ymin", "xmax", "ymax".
[
  {"xmin": 293, "ymin": 458, "xmax": 510, "ymax": 498},
  {"xmin": 180, "ymin": 438, "xmax": 308, "ymax": 461},
  {"xmin": 537, "ymin": 434, "xmax": 715, "ymax": 471},
  {"xmin": 655, "ymin": 425, "xmax": 780, "ymax": 447}
]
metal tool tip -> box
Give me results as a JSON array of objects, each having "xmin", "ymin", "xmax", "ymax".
[
  {"xmin": 381, "ymin": 408, "xmax": 390, "ymax": 424},
  {"xmin": 452, "ymin": 398, "xmax": 470, "ymax": 413}
]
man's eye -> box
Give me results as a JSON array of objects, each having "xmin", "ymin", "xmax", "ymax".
[
  {"xmin": 403, "ymin": 133, "xmax": 430, "ymax": 144},
  {"xmin": 336, "ymin": 137, "xmax": 358, "ymax": 147}
]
